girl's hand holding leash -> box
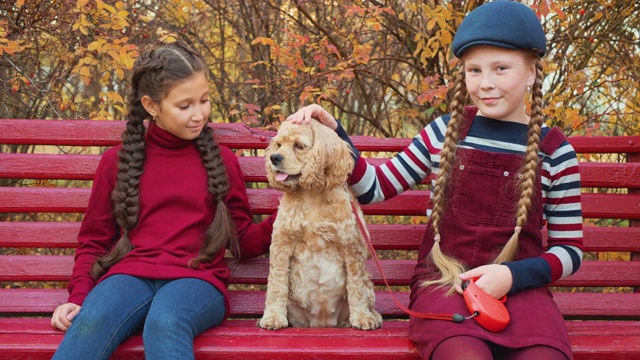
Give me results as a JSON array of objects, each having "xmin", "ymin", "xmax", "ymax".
[{"xmin": 456, "ymin": 264, "xmax": 513, "ymax": 300}]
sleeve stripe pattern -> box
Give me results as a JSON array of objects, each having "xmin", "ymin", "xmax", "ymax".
[
  {"xmin": 349, "ymin": 118, "xmax": 447, "ymax": 205},
  {"xmin": 542, "ymin": 139, "xmax": 584, "ymax": 255},
  {"xmin": 544, "ymin": 245, "xmax": 583, "ymax": 281}
]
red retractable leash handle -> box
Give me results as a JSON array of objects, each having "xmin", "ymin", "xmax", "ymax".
[
  {"xmin": 349, "ymin": 196, "xmax": 510, "ymax": 331},
  {"xmin": 462, "ymin": 278, "xmax": 510, "ymax": 332}
]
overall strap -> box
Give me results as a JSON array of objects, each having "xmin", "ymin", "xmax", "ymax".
[
  {"xmin": 458, "ymin": 106, "xmax": 478, "ymax": 141},
  {"xmin": 539, "ymin": 127, "xmax": 567, "ymax": 155}
]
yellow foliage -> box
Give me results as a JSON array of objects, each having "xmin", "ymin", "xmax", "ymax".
[
  {"xmin": 2, "ymin": 0, "xmax": 638, "ymax": 134},
  {"xmin": 353, "ymin": 43, "xmax": 372, "ymax": 64},
  {"xmin": 0, "ymin": 20, "xmax": 30, "ymax": 55},
  {"xmin": 252, "ymin": 37, "xmax": 275, "ymax": 47}
]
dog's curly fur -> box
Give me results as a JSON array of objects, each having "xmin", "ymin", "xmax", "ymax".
[{"xmin": 258, "ymin": 119, "xmax": 382, "ymax": 330}]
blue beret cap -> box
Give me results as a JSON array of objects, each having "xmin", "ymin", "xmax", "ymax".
[{"xmin": 451, "ymin": 0, "xmax": 546, "ymax": 58}]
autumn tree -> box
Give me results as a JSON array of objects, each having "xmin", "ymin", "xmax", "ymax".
[{"xmin": 2, "ymin": 0, "xmax": 638, "ymax": 138}]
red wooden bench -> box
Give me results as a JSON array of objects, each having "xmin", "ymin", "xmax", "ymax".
[{"xmin": 1, "ymin": 118, "xmax": 639, "ymax": 359}]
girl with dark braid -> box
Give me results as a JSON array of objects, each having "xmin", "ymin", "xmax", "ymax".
[
  {"xmin": 50, "ymin": 42, "xmax": 275, "ymax": 359},
  {"xmin": 288, "ymin": 2, "xmax": 583, "ymax": 359}
]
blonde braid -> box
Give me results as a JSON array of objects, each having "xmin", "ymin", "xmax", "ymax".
[
  {"xmin": 494, "ymin": 59, "xmax": 545, "ymax": 264},
  {"xmin": 420, "ymin": 64, "xmax": 468, "ymax": 295}
]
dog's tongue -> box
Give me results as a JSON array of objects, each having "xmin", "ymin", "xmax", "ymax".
[{"xmin": 276, "ymin": 172, "xmax": 289, "ymax": 182}]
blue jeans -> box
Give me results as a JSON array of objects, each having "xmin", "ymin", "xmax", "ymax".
[{"xmin": 52, "ymin": 275, "xmax": 226, "ymax": 360}]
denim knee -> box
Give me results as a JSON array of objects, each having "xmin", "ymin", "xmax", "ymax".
[
  {"xmin": 144, "ymin": 311, "xmax": 189, "ymax": 336},
  {"xmin": 70, "ymin": 306, "xmax": 117, "ymax": 336}
]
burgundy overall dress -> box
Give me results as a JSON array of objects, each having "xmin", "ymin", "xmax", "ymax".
[{"xmin": 408, "ymin": 110, "xmax": 573, "ymax": 359}]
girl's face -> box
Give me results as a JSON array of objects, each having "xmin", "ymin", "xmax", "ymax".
[
  {"xmin": 463, "ymin": 45, "xmax": 536, "ymax": 124},
  {"xmin": 142, "ymin": 71, "xmax": 211, "ymax": 140}
]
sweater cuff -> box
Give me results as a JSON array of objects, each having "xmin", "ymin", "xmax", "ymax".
[
  {"xmin": 68, "ymin": 291, "xmax": 89, "ymax": 307},
  {"xmin": 335, "ymin": 121, "xmax": 359, "ymax": 162},
  {"xmin": 503, "ymin": 257, "xmax": 552, "ymax": 295}
]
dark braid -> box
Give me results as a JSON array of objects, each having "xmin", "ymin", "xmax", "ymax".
[
  {"xmin": 173, "ymin": 42, "xmax": 240, "ymax": 264},
  {"xmin": 90, "ymin": 41, "xmax": 238, "ymax": 279},
  {"xmin": 90, "ymin": 78, "xmax": 147, "ymax": 279},
  {"xmin": 191, "ymin": 125, "xmax": 239, "ymax": 267}
]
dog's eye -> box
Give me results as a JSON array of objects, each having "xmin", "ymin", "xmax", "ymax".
[{"xmin": 294, "ymin": 142, "xmax": 305, "ymax": 150}]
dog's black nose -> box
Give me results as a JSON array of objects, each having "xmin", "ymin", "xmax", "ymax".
[{"xmin": 270, "ymin": 153, "xmax": 283, "ymax": 166}]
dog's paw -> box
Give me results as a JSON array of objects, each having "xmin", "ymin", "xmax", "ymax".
[
  {"xmin": 258, "ymin": 313, "xmax": 289, "ymax": 330},
  {"xmin": 350, "ymin": 310, "xmax": 383, "ymax": 330}
]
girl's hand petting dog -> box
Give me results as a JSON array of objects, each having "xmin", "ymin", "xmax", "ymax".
[{"xmin": 287, "ymin": 104, "xmax": 338, "ymax": 130}]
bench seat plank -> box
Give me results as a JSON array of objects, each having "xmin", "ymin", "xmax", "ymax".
[
  {"xmin": 3, "ymin": 334, "xmax": 640, "ymax": 360},
  {"xmin": 0, "ymin": 329, "xmax": 420, "ymax": 360},
  {"xmin": 1, "ymin": 318, "xmax": 639, "ymax": 360},
  {"xmin": 1, "ymin": 335, "xmax": 421, "ymax": 360},
  {"xmin": 3, "ymin": 318, "xmax": 640, "ymax": 337}
]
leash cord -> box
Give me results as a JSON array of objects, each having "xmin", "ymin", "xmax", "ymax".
[{"xmin": 349, "ymin": 197, "xmax": 465, "ymax": 323}]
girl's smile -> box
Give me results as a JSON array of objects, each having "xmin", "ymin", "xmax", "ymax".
[{"xmin": 479, "ymin": 97, "xmax": 500, "ymax": 105}]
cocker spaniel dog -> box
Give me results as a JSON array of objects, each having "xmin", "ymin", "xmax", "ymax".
[{"xmin": 259, "ymin": 119, "xmax": 382, "ymax": 330}]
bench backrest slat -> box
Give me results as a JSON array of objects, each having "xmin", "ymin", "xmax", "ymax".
[
  {"xmin": 2, "ymin": 256, "xmax": 639, "ymax": 288},
  {"xmin": 2, "ymin": 289, "xmax": 640, "ymax": 319},
  {"xmin": 2, "ymin": 187, "xmax": 639, "ymax": 219},
  {"xmin": 2, "ymin": 154, "xmax": 640, "ymax": 189},
  {"xmin": 2, "ymin": 119, "xmax": 640, "ymax": 153},
  {"xmin": 1, "ymin": 222, "xmax": 639, "ymax": 252}
]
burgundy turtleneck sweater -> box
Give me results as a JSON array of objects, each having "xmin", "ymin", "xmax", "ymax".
[{"xmin": 67, "ymin": 124, "xmax": 275, "ymax": 317}]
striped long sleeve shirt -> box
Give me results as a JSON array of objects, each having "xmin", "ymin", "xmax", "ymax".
[{"xmin": 338, "ymin": 114, "xmax": 584, "ymax": 293}]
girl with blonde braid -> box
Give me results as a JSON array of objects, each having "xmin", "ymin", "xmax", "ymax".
[
  {"xmin": 288, "ymin": 1, "xmax": 583, "ymax": 359},
  {"xmin": 50, "ymin": 42, "xmax": 275, "ymax": 359}
]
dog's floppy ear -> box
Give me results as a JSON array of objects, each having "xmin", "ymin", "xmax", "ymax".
[
  {"xmin": 298, "ymin": 120, "xmax": 327, "ymax": 192},
  {"xmin": 321, "ymin": 124, "xmax": 354, "ymax": 190},
  {"xmin": 264, "ymin": 135, "xmax": 277, "ymax": 189},
  {"xmin": 299, "ymin": 120, "xmax": 354, "ymax": 192}
]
